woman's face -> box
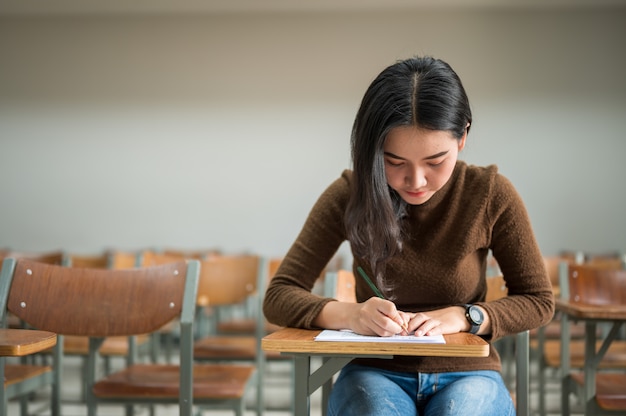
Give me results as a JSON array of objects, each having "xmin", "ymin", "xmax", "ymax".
[{"xmin": 383, "ymin": 126, "xmax": 466, "ymax": 205}]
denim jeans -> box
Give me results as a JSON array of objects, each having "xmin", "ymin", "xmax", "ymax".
[{"xmin": 328, "ymin": 363, "xmax": 515, "ymax": 416}]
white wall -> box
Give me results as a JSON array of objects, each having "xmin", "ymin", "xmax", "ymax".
[{"xmin": 1, "ymin": 8, "xmax": 625, "ymax": 258}]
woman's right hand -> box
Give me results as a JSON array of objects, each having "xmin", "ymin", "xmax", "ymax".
[
  {"xmin": 314, "ymin": 297, "xmax": 407, "ymax": 337},
  {"xmin": 350, "ymin": 297, "xmax": 409, "ymax": 336}
]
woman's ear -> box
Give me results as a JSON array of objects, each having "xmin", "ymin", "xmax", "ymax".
[{"xmin": 458, "ymin": 129, "xmax": 468, "ymax": 152}]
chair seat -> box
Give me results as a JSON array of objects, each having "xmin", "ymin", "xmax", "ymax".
[
  {"xmin": 7, "ymin": 314, "xmax": 23, "ymax": 329},
  {"xmin": 4, "ymin": 364, "xmax": 51, "ymax": 387},
  {"xmin": 158, "ymin": 320, "xmax": 178, "ymax": 333},
  {"xmin": 217, "ymin": 319, "xmax": 282, "ymax": 335},
  {"xmin": 62, "ymin": 335, "xmax": 89, "ymax": 354},
  {"xmin": 92, "ymin": 363, "xmax": 255, "ymax": 399},
  {"xmin": 41, "ymin": 334, "xmax": 151, "ymax": 356},
  {"xmin": 570, "ymin": 373, "xmax": 626, "ymax": 411},
  {"xmin": 194, "ymin": 336, "xmax": 286, "ymax": 360},
  {"xmin": 543, "ymin": 340, "xmax": 626, "ymax": 368},
  {"xmin": 530, "ymin": 319, "xmax": 587, "ymax": 343},
  {"xmin": 100, "ymin": 335, "xmax": 151, "ymax": 356},
  {"xmin": 194, "ymin": 336, "xmax": 257, "ymax": 360}
]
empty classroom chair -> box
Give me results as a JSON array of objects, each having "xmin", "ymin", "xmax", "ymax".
[{"xmin": 1, "ymin": 257, "xmax": 255, "ymax": 416}]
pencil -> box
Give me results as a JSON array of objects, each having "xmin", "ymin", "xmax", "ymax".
[
  {"xmin": 356, "ymin": 266, "xmax": 409, "ymax": 333},
  {"xmin": 357, "ymin": 266, "xmax": 385, "ymax": 299}
]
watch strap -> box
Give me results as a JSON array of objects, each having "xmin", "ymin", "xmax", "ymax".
[{"xmin": 463, "ymin": 304, "xmax": 481, "ymax": 334}]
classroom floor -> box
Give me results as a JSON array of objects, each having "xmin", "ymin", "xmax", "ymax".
[{"xmin": 10, "ymin": 348, "xmax": 586, "ymax": 416}]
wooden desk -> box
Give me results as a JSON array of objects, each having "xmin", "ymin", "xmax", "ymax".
[
  {"xmin": 0, "ymin": 328, "xmax": 57, "ymax": 412},
  {"xmin": 262, "ymin": 328, "xmax": 489, "ymax": 416},
  {"xmin": 0, "ymin": 328, "xmax": 57, "ymax": 356},
  {"xmin": 555, "ymin": 299, "xmax": 626, "ymax": 415}
]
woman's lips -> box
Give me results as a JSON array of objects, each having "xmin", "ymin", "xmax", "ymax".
[{"xmin": 406, "ymin": 190, "xmax": 427, "ymax": 198}]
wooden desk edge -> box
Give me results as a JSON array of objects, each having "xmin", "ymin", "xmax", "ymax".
[
  {"xmin": 0, "ymin": 328, "xmax": 58, "ymax": 357},
  {"xmin": 262, "ymin": 328, "xmax": 489, "ymax": 358}
]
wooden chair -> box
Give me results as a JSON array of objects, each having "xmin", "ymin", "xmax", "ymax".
[
  {"xmin": 1, "ymin": 250, "xmax": 64, "ymax": 265},
  {"xmin": 216, "ymin": 254, "xmax": 343, "ymax": 336},
  {"xmin": 485, "ymin": 275, "xmax": 516, "ymax": 391},
  {"xmin": 43, "ymin": 253, "xmax": 155, "ymax": 403},
  {"xmin": 137, "ymin": 250, "xmax": 200, "ymax": 363},
  {"xmin": 214, "ymin": 256, "xmax": 287, "ymax": 378},
  {"xmin": 586, "ymin": 253, "xmax": 626, "ymax": 270},
  {"xmin": 108, "ymin": 249, "xmax": 215, "ymax": 364},
  {"xmin": 322, "ymin": 270, "xmax": 531, "ymax": 416},
  {"xmin": 191, "ymin": 254, "xmax": 265, "ymax": 415},
  {"xmin": 0, "ymin": 254, "xmax": 74, "ymax": 416},
  {"xmin": 0, "ymin": 328, "xmax": 58, "ymax": 416},
  {"xmin": 1, "ymin": 263, "xmax": 60, "ymax": 416},
  {"xmin": 0, "ymin": 250, "xmax": 64, "ymax": 331},
  {"xmin": 161, "ymin": 248, "xmax": 221, "ymax": 260},
  {"xmin": 108, "ymin": 250, "xmax": 139, "ymax": 269},
  {"xmin": 483, "ymin": 274, "xmax": 531, "ymax": 415},
  {"xmin": 214, "ymin": 255, "xmax": 342, "ymax": 414},
  {"xmin": 560, "ymin": 263, "xmax": 626, "ymax": 415},
  {"xmin": 537, "ymin": 259, "xmax": 626, "ymax": 415},
  {"xmin": 216, "ymin": 257, "xmax": 284, "ymax": 336},
  {"xmin": 318, "ymin": 269, "xmax": 357, "ymax": 415},
  {"xmin": 534, "ymin": 255, "xmax": 585, "ymax": 415},
  {"xmin": 1, "ymin": 256, "xmax": 256, "ymax": 416}
]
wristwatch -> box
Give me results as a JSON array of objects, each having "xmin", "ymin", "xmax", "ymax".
[{"xmin": 463, "ymin": 304, "xmax": 484, "ymax": 334}]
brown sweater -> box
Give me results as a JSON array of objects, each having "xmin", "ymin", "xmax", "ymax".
[{"xmin": 263, "ymin": 161, "xmax": 554, "ymax": 373}]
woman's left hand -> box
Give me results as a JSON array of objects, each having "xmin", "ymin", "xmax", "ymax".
[{"xmin": 400, "ymin": 306, "xmax": 469, "ymax": 336}]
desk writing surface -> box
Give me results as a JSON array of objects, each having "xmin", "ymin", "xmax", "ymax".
[
  {"xmin": 555, "ymin": 299, "xmax": 626, "ymax": 320},
  {"xmin": 262, "ymin": 327, "xmax": 489, "ymax": 357},
  {"xmin": 0, "ymin": 328, "xmax": 57, "ymax": 356},
  {"xmin": 315, "ymin": 329, "xmax": 445, "ymax": 344}
]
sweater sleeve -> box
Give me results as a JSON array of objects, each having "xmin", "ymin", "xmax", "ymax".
[
  {"xmin": 263, "ymin": 171, "xmax": 350, "ymax": 329},
  {"xmin": 479, "ymin": 174, "xmax": 555, "ymax": 341}
]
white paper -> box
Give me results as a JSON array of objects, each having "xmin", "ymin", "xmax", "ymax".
[{"xmin": 314, "ymin": 329, "xmax": 446, "ymax": 344}]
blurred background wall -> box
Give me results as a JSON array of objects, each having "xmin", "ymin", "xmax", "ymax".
[{"xmin": 1, "ymin": 1, "xmax": 625, "ymax": 258}]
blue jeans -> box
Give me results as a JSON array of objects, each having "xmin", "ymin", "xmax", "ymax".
[{"xmin": 328, "ymin": 363, "xmax": 515, "ymax": 416}]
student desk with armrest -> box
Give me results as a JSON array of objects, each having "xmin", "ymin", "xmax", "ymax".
[
  {"xmin": 262, "ymin": 327, "xmax": 490, "ymax": 416},
  {"xmin": 0, "ymin": 328, "xmax": 57, "ymax": 356},
  {"xmin": 0, "ymin": 328, "xmax": 58, "ymax": 415}
]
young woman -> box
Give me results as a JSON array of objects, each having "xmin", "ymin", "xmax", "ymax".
[{"xmin": 263, "ymin": 56, "xmax": 554, "ymax": 416}]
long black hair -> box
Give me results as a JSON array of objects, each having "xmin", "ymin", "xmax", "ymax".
[{"xmin": 345, "ymin": 56, "xmax": 472, "ymax": 286}]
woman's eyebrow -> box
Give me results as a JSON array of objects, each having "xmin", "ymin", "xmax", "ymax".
[
  {"xmin": 384, "ymin": 150, "xmax": 449, "ymax": 160},
  {"xmin": 424, "ymin": 150, "xmax": 449, "ymax": 160},
  {"xmin": 383, "ymin": 151, "xmax": 405, "ymax": 160}
]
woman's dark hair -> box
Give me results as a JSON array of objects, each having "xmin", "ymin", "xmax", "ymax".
[{"xmin": 345, "ymin": 56, "xmax": 472, "ymax": 288}]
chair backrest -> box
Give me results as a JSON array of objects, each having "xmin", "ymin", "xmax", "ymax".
[
  {"xmin": 63, "ymin": 253, "xmax": 110, "ymax": 269},
  {"xmin": 331, "ymin": 271, "xmax": 512, "ymax": 306},
  {"xmin": 543, "ymin": 255, "xmax": 576, "ymax": 288},
  {"xmin": 485, "ymin": 275, "xmax": 508, "ymax": 302},
  {"xmin": 486, "ymin": 252, "xmax": 500, "ymax": 277},
  {"xmin": 3, "ymin": 250, "xmax": 65, "ymax": 265},
  {"xmin": 108, "ymin": 250, "xmax": 141, "ymax": 269},
  {"xmin": 162, "ymin": 249, "xmax": 221, "ymax": 260},
  {"xmin": 585, "ymin": 255, "xmax": 626, "ymax": 270},
  {"xmin": 196, "ymin": 255, "xmax": 261, "ymax": 308},
  {"xmin": 0, "ymin": 257, "xmax": 199, "ymax": 337},
  {"xmin": 139, "ymin": 250, "xmax": 186, "ymax": 267},
  {"xmin": 268, "ymin": 257, "xmax": 282, "ymax": 282},
  {"xmin": 334, "ymin": 269, "xmax": 357, "ymax": 303},
  {"xmin": 566, "ymin": 264, "xmax": 626, "ymax": 306}
]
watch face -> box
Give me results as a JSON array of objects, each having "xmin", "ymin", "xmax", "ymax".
[{"xmin": 469, "ymin": 307, "xmax": 482, "ymax": 323}]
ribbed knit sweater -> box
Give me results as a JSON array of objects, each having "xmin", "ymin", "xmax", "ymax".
[{"xmin": 263, "ymin": 161, "xmax": 554, "ymax": 373}]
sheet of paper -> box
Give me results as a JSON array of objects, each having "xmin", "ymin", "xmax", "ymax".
[{"xmin": 314, "ymin": 329, "xmax": 445, "ymax": 344}]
